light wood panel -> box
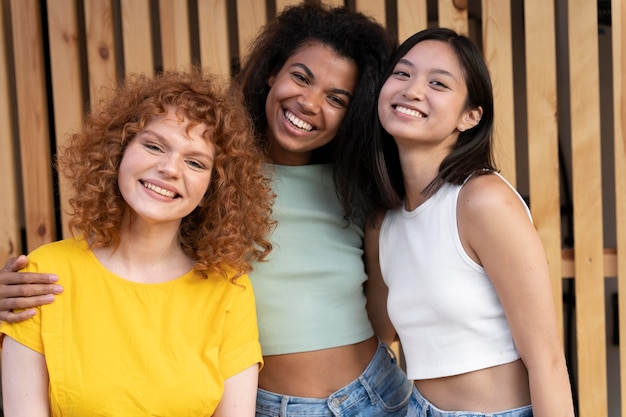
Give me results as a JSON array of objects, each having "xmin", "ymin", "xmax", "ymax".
[
  {"xmin": 159, "ymin": 0, "xmax": 191, "ymax": 72},
  {"xmin": 523, "ymin": 0, "xmax": 563, "ymax": 337},
  {"xmin": 84, "ymin": 0, "xmax": 118, "ymax": 106},
  {"xmin": 121, "ymin": 0, "xmax": 153, "ymax": 75},
  {"xmin": 9, "ymin": 0, "xmax": 56, "ymax": 252},
  {"xmin": 611, "ymin": 0, "xmax": 626, "ymax": 415},
  {"xmin": 0, "ymin": 0, "xmax": 21, "ymax": 264},
  {"xmin": 397, "ymin": 0, "xmax": 428, "ymax": 42},
  {"xmin": 482, "ymin": 0, "xmax": 516, "ymax": 186},
  {"xmin": 198, "ymin": 0, "xmax": 230, "ymax": 77},
  {"xmin": 235, "ymin": 0, "xmax": 266, "ymax": 61},
  {"xmin": 354, "ymin": 0, "xmax": 386, "ymax": 26},
  {"xmin": 568, "ymin": 0, "xmax": 608, "ymax": 415},
  {"xmin": 46, "ymin": 0, "xmax": 84, "ymax": 238},
  {"xmin": 437, "ymin": 0, "xmax": 468, "ymax": 36}
]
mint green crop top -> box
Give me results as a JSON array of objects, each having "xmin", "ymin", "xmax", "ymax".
[{"xmin": 251, "ymin": 164, "xmax": 374, "ymax": 355}]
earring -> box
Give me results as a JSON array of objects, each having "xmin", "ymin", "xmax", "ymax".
[{"xmin": 459, "ymin": 125, "xmax": 465, "ymax": 132}]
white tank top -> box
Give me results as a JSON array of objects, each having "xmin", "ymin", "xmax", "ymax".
[{"xmin": 379, "ymin": 173, "xmax": 526, "ymax": 379}]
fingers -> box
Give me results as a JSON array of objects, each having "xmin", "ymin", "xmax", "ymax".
[{"xmin": 0, "ymin": 308, "xmax": 37, "ymax": 323}]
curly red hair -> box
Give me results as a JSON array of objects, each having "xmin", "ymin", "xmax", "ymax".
[{"xmin": 58, "ymin": 69, "xmax": 275, "ymax": 279}]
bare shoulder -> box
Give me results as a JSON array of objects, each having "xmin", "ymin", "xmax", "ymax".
[{"xmin": 458, "ymin": 173, "xmax": 527, "ymax": 216}]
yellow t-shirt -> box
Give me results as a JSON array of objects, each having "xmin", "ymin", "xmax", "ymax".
[{"xmin": 0, "ymin": 238, "xmax": 262, "ymax": 416}]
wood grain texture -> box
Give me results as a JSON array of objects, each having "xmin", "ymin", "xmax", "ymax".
[
  {"xmin": 46, "ymin": 0, "xmax": 83, "ymax": 238},
  {"xmin": 522, "ymin": 0, "xmax": 563, "ymax": 338},
  {"xmin": 121, "ymin": 0, "xmax": 153, "ymax": 75},
  {"xmin": 10, "ymin": 0, "xmax": 56, "ymax": 252},
  {"xmin": 235, "ymin": 0, "xmax": 266, "ymax": 63},
  {"xmin": 159, "ymin": 0, "xmax": 191, "ymax": 72},
  {"xmin": 397, "ymin": 0, "xmax": 427, "ymax": 43},
  {"xmin": 354, "ymin": 0, "xmax": 386, "ymax": 26},
  {"xmin": 568, "ymin": 0, "xmax": 608, "ymax": 415},
  {"xmin": 0, "ymin": 0, "xmax": 21, "ymax": 263},
  {"xmin": 437, "ymin": 0, "xmax": 468, "ymax": 36},
  {"xmin": 84, "ymin": 0, "xmax": 118, "ymax": 105},
  {"xmin": 198, "ymin": 0, "xmax": 230, "ymax": 77}
]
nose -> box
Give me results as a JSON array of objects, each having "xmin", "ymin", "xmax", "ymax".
[
  {"xmin": 403, "ymin": 80, "xmax": 424, "ymax": 100},
  {"xmin": 157, "ymin": 154, "xmax": 181, "ymax": 178},
  {"xmin": 296, "ymin": 90, "xmax": 321, "ymax": 114}
]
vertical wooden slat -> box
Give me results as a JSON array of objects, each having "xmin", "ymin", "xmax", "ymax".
[
  {"xmin": 523, "ymin": 0, "xmax": 563, "ymax": 339},
  {"xmin": 320, "ymin": 0, "xmax": 344, "ymax": 8},
  {"xmin": 482, "ymin": 0, "xmax": 515, "ymax": 186},
  {"xmin": 0, "ymin": 0, "xmax": 21, "ymax": 264},
  {"xmin": 46, "ymin": 0, "xmax": 83, "ymax": 238},
  {"xmin": 275, "ymin": 0, "xmax": 301, "ymax": 14},
  {"xmin": 235, "ymin": 0, "xmax": 266, "ymax": 61},
  {"xmin": 354, "ymin": 0, "xmax": 385, "ymax": 25},
  {"xmin": 437, "ymin": 0, "xmax": 468, "ymax": 36},
  {"xmin": 10, "ymin": 0, "xmax": 56, "ymax": 252},
  {"xmin": 159, "ymin": 0, "xmax": 191, "ymax": 72},
  {"xmin": 120, "ymin": 0, "xmax": 153, "ymax": 75},
  {"xmin": 397, "ymin": 0, "xmax": 427, "ymax": 43},
  {"xmin": 197, "ymin": 0, "xmax": 230, "ymax": 77},
  {"xmin": 568, "ymin": 0, "xmax": 608, "ymax": 415},
  {"xmin": 84, "ymin": 0, "xmax": 118, "ymax": 106},
  {"xmin": 612, "ymin": 0, "xmax": 626, "ymax": 415}
]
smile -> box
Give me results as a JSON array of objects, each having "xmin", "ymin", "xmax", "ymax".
[
  {"xmin": 285, "ymin": 110, "xmax": 314, "ymax": 131},
  {"xmin": 141, "ymin": 181, "xmax": 178, "ymax": 199},
  {"xmin": 394, "ymin": 105, "xmax": 425, "ymax": 118}
]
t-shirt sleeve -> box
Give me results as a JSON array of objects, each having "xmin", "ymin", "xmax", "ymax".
[
  {"xmin": 219, "ymin": 274, "xmax": 263, "ymax": 379},
  {"xmin": 0, "ymin": 260, "xmax": 44, "ymax": 354}
]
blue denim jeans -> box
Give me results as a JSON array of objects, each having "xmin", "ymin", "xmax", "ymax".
[
  {"xmin": 406, "ymin": 385, "xmax": 532, "ymax": 417},
  {"xmin": 255, "ymin": 341, "xmax": 411, "ymax": 416}
]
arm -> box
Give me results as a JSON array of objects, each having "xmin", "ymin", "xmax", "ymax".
[
  {"xmin": 212, "ymin": 364, "xmax": 259, "ymax": 417},
  {"xmin": 2, "ymin": 335, "xmax": 50, "ymax": 417},
  {"xmin": 364, "ymin": 212, "xmax": 396, "ymax": 346},
  {"xmin": 0, "ymin": 255, "xmax": 63, "ymax": 323},
  {"xmin": 459, "ymin": 175, "xmax": 574, "ymax": 417}
]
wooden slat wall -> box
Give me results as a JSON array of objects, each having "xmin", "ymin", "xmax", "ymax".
[{"xmin": 0, "ymin": 0, "xmax": 622, "ymax": 414}]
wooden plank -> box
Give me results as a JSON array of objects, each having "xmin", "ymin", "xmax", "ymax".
[
  {"xmin": 159, "ymin": 0, "xmax": 191, "ymax": 72},
  {"xmin": 568, "ymin": 0, "xmax": 608, "ymax": 415},
  {"xmin": 611, "ymin": 0, "xmax": 626, "ymax": 415},
  {"xmin": 561, "ymin": 249, "xmax": 616, "ymax": 280},
  {"xmin": 523, "ymin": 0, "xmax": 563, "ymax": 339},
  {"xmin": 235, "ymin": 0, "xmax": 266, "ymax": 62},
  {"xmin": 275, "ymin": 0, "xmax": 302, "ymax": 14},
  {"xmin": 197, "ymin": 0, "xmax": 230, "ymax": 77},
  {"xmin": 437, "ymin": 0, "xmax": 468, "ymax": 36},
  {"xmin": 320, "ymin": 0, "xmax": 344, "ymax": 8},
  {"xmin": 120, "ymin": 0, "xmax": 153, "ymax": 75},
  {"xmin": 46, "ymin": 0, "xmax": 83, "ymax": 238},
  {"xmin": 9, "ymin": 0, "xmax": 56, "ymax": 252},
  {"xmin": 354, "ymin": 0, "xmax": 385, "ymax": 26},
  {"xmin": 0, "ymin": 0, "xmax": 22, "ymax": 264},
  {"xmin": 482, "ymin": 0, "xmax": 515, "ymax": 186},
  {"xmin": 84, "ymin": 0, "xmax": 118, "ymax": 106},
  {"xmin": 397, "ymin": 0, "xmax": 428, "ymax": 43}
]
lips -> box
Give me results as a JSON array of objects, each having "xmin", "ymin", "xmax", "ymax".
[
  {"xmin": 284, "ymin": 110, "xmax": 314, "ymax": 131},
  {"xmin": 394, "ymin": 105, "xmax": 426, "ymax": 118},
  {"xmin": 141, "ymin": 180, "xmax": 179, "ymax": 199}
]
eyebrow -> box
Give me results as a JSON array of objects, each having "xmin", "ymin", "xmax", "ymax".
[
  {"xmin": 290, "ymin": 63, "xmax": 353, "ymax": 99},
  {"xmin": 396, "ymin": 58, "xmax": 458, "ymax": 82}
]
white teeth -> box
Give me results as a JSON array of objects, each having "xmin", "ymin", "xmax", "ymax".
[
  {"xmin": 143, "ymin": 181, "xmax": 176, "ymax": 198},
  {"xmin": 285, "ymin": 110, "xmax": 313, "ymax": 131},
  {"xmin": 396, "ymin": 105, "xmax": 425, "ymax": 118}
]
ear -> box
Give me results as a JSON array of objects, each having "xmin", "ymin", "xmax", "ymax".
[
  {"xmin": 458, "ymin": 106, "xmax": 483, "ymax": 132},
  {"xmin": 268, "ymin": 76, "xmax": 276, "ymax": 87}
]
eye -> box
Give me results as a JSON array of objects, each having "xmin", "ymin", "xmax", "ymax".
[
  {"xmin": 143, "ymin": 142, "xmax": 163, "ymax": 153},
  {"xmin": 327, "ymin": 95, "xmax": 348, "ymax": 108},
  {"xmin": 292, "ymin": 72, "xmax": 309, "ymax": 85},
  {"xmin": 185, "ymin": 159, "xmax": 208, "ymax": 170},
  {"xmin": 391, "ymin": 69, "xmax": 410, "ymax": 79},
  {"xmin": 429, "ymin": 80, "xmax": 449, "ymax": 90}
]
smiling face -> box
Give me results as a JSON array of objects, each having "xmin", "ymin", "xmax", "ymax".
[
  {"xmin": 264, "ymin": 41, "xmax": 358, "ymax": 165},
  {"xmin": 377, "ymin": 39, "xmax": 481, "ymax": 151},
  {"xmin": 118, "ymin": 107, "xmax": 215, "ymax": 227}
]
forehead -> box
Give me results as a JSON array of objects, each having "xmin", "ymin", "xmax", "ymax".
[
  {"xmin": 286, "ymin": 42, "xmax": 356, "ymax": 72},
  {"xmin": 401, "ymin": 40, "xmax": 463, "ymax": 75}
]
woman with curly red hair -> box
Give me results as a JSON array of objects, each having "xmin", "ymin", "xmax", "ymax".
[{"xmin": 0, "ymin": 69, "xmax": 274, "ymax": 416}]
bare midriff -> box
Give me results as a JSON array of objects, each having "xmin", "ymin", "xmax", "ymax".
[
  {"xmin": 258, "ymin": 336, "xmax": 378, "ymax": 398},
  {"xmin": 414, "ymin": 359, "xmax": 531, "ymax": 412}
]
